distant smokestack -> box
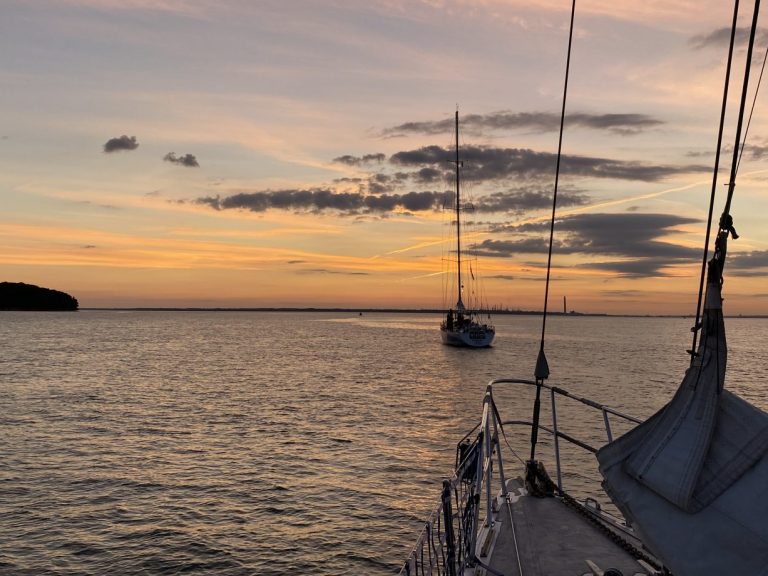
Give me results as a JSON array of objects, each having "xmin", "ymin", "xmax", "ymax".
[{"xmin": 563, "ymin": 296, "xmax": 567, "ymax": 314}]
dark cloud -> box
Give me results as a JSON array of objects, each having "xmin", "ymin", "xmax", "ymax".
[
  {"xmin": 578, "ymin": 260, "xmax": 673, "ymax": 278},
  {"xmin": 286, "ymin": 260, "xmax": 306, "ymax": 265},
  {"xmin": 388, "ymin": 145, "xmax": 461, "ymax": 165},
  {"xmin": 728, "ymin": 250, "xmax": 768, "ymax": 276},
  {"xmin": 474, "ymin": 237, "xmax": 556, "ymax": 256},
  {"xmin": 83, "ymin": 245, "xmax": 97, "ymax": 249},
  {"xmin": 333, "ymin": 174, "xmax": 400, "ymax": 195},
  {"xmin": 333, "ymin": 153, "xmax": 387, "ymax": 165},
  {"xmin": 477, "ymin": 212, "xmax": 701, "ymax": 277},
  {"xmin": 196, "ymin": 188, "xmax": 451, "ymax": 215},
  {"xmin": 164, "ymin": 152, "xmax": 200, "ymax": 167},
  {"xmin": 414, "ymin": 167, "xmax": 444, "ymax": 183},
  {"xmin": 565, "ymin": 113, "xmax": 664, "ymax": 135},
  {"xmin": 690, "ymin": 27, "xmax": 768, "ymax": 50},
  {"xmin": 194, "ymin": 180, "xmax": 580, "ymax": 218},
  {"xmin": 195, "ymin": 184, "xmax": 589, "ymax": 217},
  {"xmin": 368, "ymin": 173, "xmax": 395, "ymax": 194},
  {"xmin": 391, "ymin": 145, "xmax": 706, "ymax": 183},
  {"xmin": 745, "ymin": 143, "xmax": 768, "ymax": 161},
  {"xmin": 472, "ymin": 188, "xmax": 589, "ymax": 213},
  {"xmin": 103, "ymin": 135, "xmax": 138, "ymax": 153},
  {"xmin": 382, "ymin": 111, "xmax": 663, "ymax": 137},
  {"xmin": 490, "ymin": 275, "xmax": 516, "ymax": 281},
  {"xmin": 552, "ymin": 213, "xmax": 701, "ymax": 260},
  {"xmin": 368, "ymin": 181, "xmax": 390, "ymax": 194}
]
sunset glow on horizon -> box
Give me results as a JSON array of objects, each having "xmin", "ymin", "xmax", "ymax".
[{"xmin": 3, "ymin": 0, "xmax": 768, "ymax": 314}]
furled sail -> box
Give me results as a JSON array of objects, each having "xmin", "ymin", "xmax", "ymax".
[
  {"xmin": 598, "ymin": 1, "xmax": 768, "ymax": 571},
  {"xmin": 597, "ymin": 233, "xmax": 768, "ymax": 575}
]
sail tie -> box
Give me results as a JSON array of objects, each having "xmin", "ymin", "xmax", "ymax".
[{"xmin": 719, "ymin": 213, "xmax": 738, "ymax": 241}]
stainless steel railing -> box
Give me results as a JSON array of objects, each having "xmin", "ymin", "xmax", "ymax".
[
  {"xmin": 399, "ymin": 387, "xmax": 502, "ymax": 576},
  {"xmin": 489, "ymin": 378, "xmax": 641, "ymax": 493},
  {"xmin": 398, "ymin": 379, "xmax": 643, "ymax": 575}
]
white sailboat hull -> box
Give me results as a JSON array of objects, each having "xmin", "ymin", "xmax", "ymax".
[{"xmin": 440, "ymin": 324, "xmax": 495, "ymax": 347}]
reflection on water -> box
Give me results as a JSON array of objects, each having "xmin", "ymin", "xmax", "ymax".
[
  {"xmin": 1, "ymin": 311, "xmax": 766, "ymax": 575},
  {"xmin": 327, "ymin": 315, "xmax": 437, "ymax": 331}
]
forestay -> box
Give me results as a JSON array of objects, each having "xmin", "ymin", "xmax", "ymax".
[{"xmin": 597, "ymin": 1, "xmax": 768, "ymax": 573}]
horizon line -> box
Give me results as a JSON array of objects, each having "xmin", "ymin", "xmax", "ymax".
[{"xmin": 72, "ymin": 307, "xmax": 768, "ymax": 319}]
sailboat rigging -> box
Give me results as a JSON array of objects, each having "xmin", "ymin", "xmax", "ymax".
[
  {"xmin": 596, "ymin": 1, "xmax": 768, "ymax": 573},
  {"xmin": 440, "ymin": 110, "xmax": 495, "ymax": 348},
  {"xmin": 400, "ymin": 1, "xmax": 768, "ymax": 575}
]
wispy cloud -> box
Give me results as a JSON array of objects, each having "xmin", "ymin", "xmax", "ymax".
[
  {"xmin": 58, "ymin": 0, "xmax": 209, "ymax": 17},
  {"xmin": 383, "ymin": 111, "xmax": 664, "ymax": 137},
  {"xmin": 0, "ymin": 222, "xmax": 387, "ymax": 273},
  {"xmin": 689, "ymin": 27, "xmax": 768, "ymax": 50},
  {"xmin": 296, "ymin": 268, "xmax": 370, "ymax": 276},
  {"xmin": 600, "ymin": 289, "xmax": 647, "ymax": 297}
]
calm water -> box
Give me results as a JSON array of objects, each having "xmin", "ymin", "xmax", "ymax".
[{"xmin": 2, "ymin": 311, "xmax": 767, "ymax": 575}]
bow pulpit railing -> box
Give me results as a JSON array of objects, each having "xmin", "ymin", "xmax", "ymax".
[
  {"xmin": 399, "ymin": 386, "xmax": 507, "ymax": 576},
  {"xmin": 399, "ymin": 380, "xmax": 644, "ymax": 576}
]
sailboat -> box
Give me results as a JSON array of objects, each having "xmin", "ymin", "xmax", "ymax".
[
  {"xmin": 401, "ymin": 1, "xmax": 768, "ymax": 575},
  {"xmin": 440, "ymin": 111, "xmax": 495, "ymax": 348}
]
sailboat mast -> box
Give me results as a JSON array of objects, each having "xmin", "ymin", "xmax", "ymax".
[{"xmin": 455, "ymin": 110, "xmax": 463, "ymax": 309}]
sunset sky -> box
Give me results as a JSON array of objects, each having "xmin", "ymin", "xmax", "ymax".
[{"xmin": 2, "ymin": 0, "xmax": 768, "ymax": 313}]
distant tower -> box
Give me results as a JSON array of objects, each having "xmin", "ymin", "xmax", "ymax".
[{"xmin": 563, "ymin": 296, "xmax": 567, "ymax": 315}]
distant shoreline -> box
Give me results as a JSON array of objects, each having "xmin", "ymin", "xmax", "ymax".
[{"xmin": 77, "ymin": 308, "xmax": 768, "ymax": 319}]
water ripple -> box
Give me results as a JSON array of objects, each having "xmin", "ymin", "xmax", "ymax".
[{"xmin": 1, "ymin": 311, "xmax": 766, "ymax": 575}]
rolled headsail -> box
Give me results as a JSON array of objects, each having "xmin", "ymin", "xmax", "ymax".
[{"xmin": 597, "ymin": 234, "xmax": 768, "ymax": 574}]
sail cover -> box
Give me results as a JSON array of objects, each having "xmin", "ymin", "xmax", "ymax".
[{"xmin": 597, "ymin": 246, "xmax": 768, "ymax": 575}]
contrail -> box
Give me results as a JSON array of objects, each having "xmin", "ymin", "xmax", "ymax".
[
  {"xmin": 374, "ymin": 177, "xmax": 716, "ymax": 259},
  {"xmin": 375, "ymin": 231, "xmax": 488, "ymax": 258},
  {"xmin": 398, "ymin": 270, "xmax": 448, "ymax": 282},
  {"xmin": 566, "ymin": 179, "xmax": 709, "ymax": 214}
]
